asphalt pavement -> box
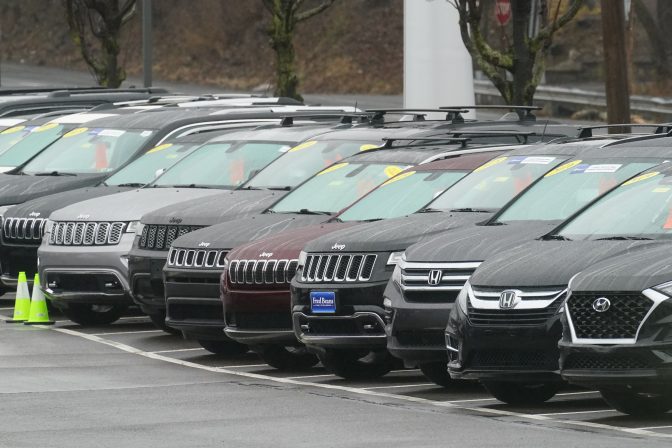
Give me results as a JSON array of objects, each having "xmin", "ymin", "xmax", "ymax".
[{"xmin": 1, "ymin": 295, "xmax": 671, "ymax": 448}]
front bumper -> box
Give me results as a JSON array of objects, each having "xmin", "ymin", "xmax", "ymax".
[
  {"xmin": 128, "ymin": 249, "xmax": 169, "ymax": 315},
  {"xmin": 291, "ymin": 280, "xmax": 388, "ymax": 349},
  {"xmin": 0, "ymin": 242, "xmax": 39, "ymax": 286},
  {"xmin": 446, "ymin": 304, "xmax": 563, "ymax": 383},
  {"xmin": 37, "ymin": 235, "xmax": 134, "ymax": 307}
]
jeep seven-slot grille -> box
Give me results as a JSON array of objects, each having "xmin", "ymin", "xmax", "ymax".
[
  {"xmin": 228, "ymin": 259, "xmax": 299, "ymax": 285},
  {"xmin": 139, "ymin": 224, "xmax": 204, "ymax": 250},
  {"xmin": 567, "ymin": 292, "xmax": 653, "ymax": 339},
  {"xmin": 400, "ymin": 261, "xmax": 480, "ymax": 303},
  {"xmin": 167, "ymin": 247, "xmax": 227, "ymax": 269},
  {"xmin": 300, "ymin": 253, "xmax": 377, "ymax": 282},
  {"xmin": 49, "ymin": 221, "xmax": 126, "ymax": 246},
  {"xmin": 2, "ymin": 217, "xmax": 48, "ymax": 244}
]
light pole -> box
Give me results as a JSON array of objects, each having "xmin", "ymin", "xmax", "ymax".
[{"xmin": 142, "ymin": 0, "xmax": 152, "ymax": 88}]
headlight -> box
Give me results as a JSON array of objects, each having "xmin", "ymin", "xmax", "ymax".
[
  {"xmin": 653, "ymin": 280, "xmax": 672, "ymax": 296},
  {"xmin": 391, "ymin": 264, "xmax": 402, "ymax": 286},
  {"xmin": 126, "ymin": 221, "xmax": 143, "ymax": 234},
  {"xmin": 387, "ymin": 251, "xmax": 405, "ymax": 266},
  {"xmin": 456, "ymin": 281, "xmax": 470, "ymax": 315},
  {"xmin": 298, "ymin": 250, "xmax": 308, "ymax": 269}
]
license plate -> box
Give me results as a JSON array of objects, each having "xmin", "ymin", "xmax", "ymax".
[{"xmin": 310, "ymin": 291, "xmax": 336, "ymax": 314}]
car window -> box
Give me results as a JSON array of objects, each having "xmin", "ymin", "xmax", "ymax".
[{"xmin": 0, "ymin": 123, "xmax": 65, "ymax": 168}]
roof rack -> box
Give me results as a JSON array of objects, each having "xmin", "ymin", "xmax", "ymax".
[
  {"xmin": 439, "ymin": 105, "xmax": 541, "ymax": 121},
  {"xmin": 277, "ymin": 112, "xmax": 370, "ymax": 126},
  {"xmin": 382, "ymin": 137, "xmax": 471, "ymax": 148},
  {"xmin": 30, "ymin": 108, "xmax": 90, "ymax": 120},
  {"xmin": 365, "ymin": 108, "xmax": 469, "ymax": 124},
  {"xmin": 47, "ymin": 87, "xmax": 169, "ymax": 98},
  {"xmin": 577, "ymin": 123, "xmax": 672, "ymax": 139}
]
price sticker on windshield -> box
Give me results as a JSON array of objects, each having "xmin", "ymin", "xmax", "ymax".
[
  {"xmin": 317, "ymin": 162, "xmax": 348, "ymax": 176},
  {"xmin": 474, "ymin": 157, "xmax": 507, "ymax": 172},
  {"xmin": 384, "ymin": 165, "xmax": 404, "ymax": 178},
  {"xmin": 623, "ymin": 171, "xmax": 660, "ymax": 186},
  {"xmin": 63, "ymin": 127, "xmax": 89, "ymax": 138},
  {"xmin": 544, "ymin": 160, "xmax": 582, "ymax": 177},
  {"xmin": 288, "ymin": 140, "xmax": 318, "ymax": 153},
  {"xmin": 382, "ymin": 171, "xmax": 415, "ymax": 186},
  {"xmin": 147, "ymin": 143, "xmax": 173, "ymax": 154},
  {"xmin": 0, "ymin": 125, "xmax": 25, "ymax": 134}
]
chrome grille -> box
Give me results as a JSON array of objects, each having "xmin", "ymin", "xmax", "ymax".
[
  {"xmin": 400, "ymin": 261, "xmax": 481, "ymax": 303},
  {"xmin": 48, "ymin": 221, "xmax": 127, "ymax": 246},
  {"xmin": 468, "ymin": 287, "xmax": 566, "ymax": 326},
  {"xmin": 139, "ymin": 224, "xmax": 204, "ymax": 250},
  {"xmin": 2, "ymin": 217, "xmax": 48, "ymax": 244},
  {"xmin": 228, "ymin": 259, "xmax": 299, "ymax": 284},
  {"xmin": 167, "ymin": 247, "xmax": 228, "ymax": 269},
  {"xmin": 300, "ymin": 253, "xmax": 377, "ymax": 282}
]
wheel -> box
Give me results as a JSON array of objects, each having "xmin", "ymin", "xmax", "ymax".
[
  {"xmin": 198, "ymin": 339, "xmax": 248, "ymax": 356},
  {"xmin": 482, "ymin": 381, "xmax": 561, "ymax": 405},
  {"xmin": 252, "ymin": 345, "xmax": 319, "ymax": 371},
  {"xmin": 62, "ymin": 304, "xmax": 126, "ymax": 326},
  {"xmin": 317, "ymin": 349, "xmax": 397, "ymax": 380},
  {"xmin": 419, "ymin": 362, "xmax": 453, "ymax": 387},
  {"xmin": 600, "ymin": 389, "xmax": 672, "ymax": 416},
  {"xmin": 148, "ymin": 311, "xmax": 179, "ymax": 335}
]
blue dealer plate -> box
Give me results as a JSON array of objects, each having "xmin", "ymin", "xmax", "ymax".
[{"xmin": 310, "ymin": 291, "xmax": 336, "ymax": 314}]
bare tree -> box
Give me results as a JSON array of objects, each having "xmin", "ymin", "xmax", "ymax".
[
  {"xmin": 65, "ymin": 0, "xmax": 136, "ymax": 88},
  {"xmin": 262, "ymin": 0, "xmax": 336, "ymax": 101},
  {"xmin": 450, "ymin": 0, "xmax": 584, "ymax": 105}
]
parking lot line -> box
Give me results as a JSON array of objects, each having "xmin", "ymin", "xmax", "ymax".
[
  {"xmin": 364, "ymin": 383, "xmax": 436, "ymax": 390},
  {"xmin": 217, "ymin": 364, "xmax": 269, "ymax": 369},
  {"xmin": 636, "ymin": 425, "xmax": 672, "ymax": 430},
  {"xmin": 537, "ymin": 409, "xmax": 617, "ymax": 416},
  {"xmin": 91, "ymin": 329, "xmax": 164, "ymax": 336},
  {"xmin": 151, "ymin": 348, "xmax": 205, "ymax": 354},
  {"xmin": 442, "ymin": 397, "xmax": 499, "ymax": 404},
  {"xmin": 556, "ymin": 391, "xmax": 600, "ymax": 397},
  {"xmin": 285, "ymin": 373, "xmax": 336, "ymax": 379}
]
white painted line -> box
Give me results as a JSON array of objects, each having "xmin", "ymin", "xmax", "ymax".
[
  {"xmin": 364, "ymin": 383, "xmax": 436, "ymax": 390},
  {"xmin": 151, "ymin": 348, "xmax": 204, "ymax": 354},
  {"xmin": 442, "ymin": 397, "xmax": 499, "ymax": 404},
  {"xmin": 556, "ymin": 391, "xmax": 599, "ymax": 397},
  {"xmin": 636, "ymin": 425, "xmax": 672, "ymax": 430},
  {"xmin": 537, "ymin": 409, "xmax": 616, "ymax": 416},
  {"xmin": 91, "ymin": 330, "xmax": 163, "ymax": 336},
  {"xmin": 217, "ymin": 364, "xmax": 268, "ymax": 369},
  {"xmin": 285, "ymin": 373, "xmax": 335, "ymax": 380},
  {"xmin": 46, "ymin": 326, "xmax": 672, "ymax": 440},
  {"xmin": 0, "ymin": 307, "xmax": 14, "ymax": 311}
]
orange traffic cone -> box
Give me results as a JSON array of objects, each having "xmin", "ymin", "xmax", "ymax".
[
  {"xmin": 24, "ymin": 274, "xmax": 54, "ymax": 325},
  {"xmin": 5, "ymin": 272, "xmax": 30, "ymax": 323}
]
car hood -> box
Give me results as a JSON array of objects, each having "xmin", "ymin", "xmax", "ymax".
[
  {"xmin": 170, "ymin": 214, "xmax": 331, "ymax": 250},
  {"xmin": 570, "ymin": 243, "xmax": 672, "ymax": 292},
  {"xmin": 49, "ymin": 188, "xmax": 224, "ymax": 222},
  {"xmin": 3, "ymin": 186, "xmax": 133, "ymax": 220},
  {"xmin": 469, "ymin": 239, "xmax": 669, "ymax": 289},
  {"xmin": 226, "ymin": 222, "xmax": 361, "ymax": 261},
  {"xmin": 139, "ymin": 190, "xmax": 284, "ymax": 226},
  {"xmin": 302, "ymin": 212, "xmax": 491, "ymax": 254},
  {"xmin": 0, "ymin": 173, "xmax": 104, "ymax": 206},
  {"xmin": 404, "ymin": 220, "xmax": 559, "ymax": 263}
]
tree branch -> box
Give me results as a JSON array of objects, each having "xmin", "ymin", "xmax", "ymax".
[
  {"xmin": 532, "ymin": 0, "xmax": 584, "ymax": 50},
  {"xmin": 296, "ymin": 0, "xmax": 336, "ymax": 22}
]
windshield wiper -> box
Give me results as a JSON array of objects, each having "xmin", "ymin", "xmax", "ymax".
[
  {"xmin": 294, "ymin": 209, "xmax": 332, "ymax": 215},
  {"xmin": 450, "ymin": 208, "xmax": 491, "ymax": 213},
  {"xmin": 418, "ymin": 207, "xmax": 443, "ymax": 213},
  {"xmin": 544, "ymin": 235, "xmax": 572, "ymax": 241},
  {"xmin": 114, "ymin": 182, "xmax": 145, "ymax": 187},
  {"xmin": 594, "ymin": 236, "xmax": 653, "ymax": 241},
  {"xmin": 172, "ymin": 184, "xmax": 213, "ymax": 189},
  {"xmin": 240, "ymin": 185, "xmax": 261, "ymax": 190},
  {"xmin": 266, "ymin": 186, "xmax": 291, "ymax": 191},
  {"xmin": 32, "ymin": 171, "xmax": 77, "ymax": 177}
]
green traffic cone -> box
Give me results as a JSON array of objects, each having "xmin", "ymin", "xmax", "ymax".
[
  {"xmin": 24, "ymin": 274, "xmax": 54, "ymax": 325},
  {"xmin": 6, "ymin": 272, "xmax": 31, "ymax": 323}
]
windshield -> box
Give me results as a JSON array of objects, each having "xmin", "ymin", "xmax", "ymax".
[
  {"xmin": 0, "ymin": 125, "xmax": 40, "ymax": 156},
  {"xmin": 426, "ymin": 155, "xmax": 567, "ymax": 212},
  {"xmin": 151, "ymin": 141, "xmax": 292, "ymax": 188},
  {"xmin": 557, "ymin": 171, "xmax": 672, "ymax": 240},
  {"xmin": 337, "ymin": 169, "xmax": 468, "ymax": 222},
  {"xmin": 104, "ymin": 142, "xmax": 200, "ymax": 187},
  {"xmin": 22, "ymin": 127, "xmax": 156, "ymax": 175},
  {"xmin": 495, "ymin": 159, "xmax": 659, "ymax": 223},
  {"xmin": 270, "ymin": 162, "xmax": 410, "ymax": 214},
  {"xmin": 243, "ymin": 140, "xmax": 380, "ymax": 190},
  {"xmin": 0, "ymin": 123, "xmax": 65, "ymax": 168}
]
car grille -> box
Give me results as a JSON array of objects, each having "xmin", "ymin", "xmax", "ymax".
[
  {"xmin": 400, "ymin": 261, "xmax": 480, "ymax": 303},
  {"xmin": 167, "ymin": 247, "xmax": 227, "ymax": 269},
  {"xmin": 300, "ymin": 253, "xmax": 377, "ymax": 282},
  {"xmin": 564, "ymin": 353, "xmax": 654, "ymax": 370},
  {"xmin": 468, "ymin": 287, "xmax": 565, "ymax": 326},
  {"xmin": 567, "ymin": 292, "xmax": 653, "ymax": 339},
  {"xmin": 228, "ymin": 258, "xmax": 299, "ymax": 285},
  {"xmin": 471, "ymin": 349, "xmax": 558, "ymax": 369},
  {"xmin": 2, "ymin": 217, "xmax": 48, "ymax": 244},
  {"xmin": 138, "ymin": 224, "xmax": 204, "ymax": 250},
  {"xmin": 49, "ymin": 221, "xmax": 126, "ymax": 246}
]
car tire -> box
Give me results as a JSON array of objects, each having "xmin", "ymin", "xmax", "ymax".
[
  {"xmin": 419, "ymin": 362, "xmax": 453, "ymax": 387},
  {"xmin": 198, "ymin": 339, "xmax": 248, "ymax": 356},
  {"xmin": 482, "ymin": 381, "xmax": 561, "ymax": 405},
  {"xmin": 317, "ymin": 349, "xmax": 398, "ymax": 380},
  {"xmin": 62, "ymin": 304, "xmax": 126, "ymax": 326},
  {"xmin": 600, "ymin": 389, "xmax": 672, "ymax": 416},
  {"xmin": 148, "ymin": 311, "xmax": 179, "ymax": 335},
  {"xmin": 253, "ymin": 345, "xmax": 319, "ymax": 371}
]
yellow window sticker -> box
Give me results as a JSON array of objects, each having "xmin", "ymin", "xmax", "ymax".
[
  {"xmin": 623, "ymin": 172, "xmax": 660, "ymax": 186},
  {"xmin": 384, "ymin": 165, "xmax": 404, "ymax": 178},
  {"xmin": 544, "ymin": 160, "xmax": 582, "ymax": 177},
  {"xmin": 382, "ymin": 171, "xmax": 416, "ymax": 186},
  {"xmin": 288, "ymin": 140, "xmax": 318, "ymax": 153},
  {"xmin": 494, "ymin": 176, "xmax": 510, "ymax": 182},
  {"xmin": 359, "ymin": 144, "xmax": 379, "ymax": 151},
  {"xmin": 318, "ymin": 162, "xmax": 349, "ymax": 175},
  {"xmin": 147, "ymin": 143, "xmax": 173, "ymax": 154},
  {"xmin": 1, "ymin": 125, "xmax": 25, "ymax": 134},
  {"xmin": 34, "ymin": 122, "xmax": 59, "ymax": 133},
  {"xmin": 473, "ymin": 157, "xmax": 507, "ymax": 173},
  {"xmin": 63, "ymin": 127, "xmax": 89, "ymax": 138}
]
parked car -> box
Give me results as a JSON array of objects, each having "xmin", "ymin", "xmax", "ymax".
[
  {"xmin": 386, "ymin": 136, "xmax": 672, "ymax": 386},
  {"xmin": 445, "ymin": 163, "xmax": 672, "ymax": 405}
]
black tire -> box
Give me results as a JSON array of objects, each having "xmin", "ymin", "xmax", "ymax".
[
  {"xmin": 600, "ymin": 389, "xmax": 672, "ymax": 416},
  {"xmin": 62, "ymin": 304, "xmax": 126, "ymax": 326},
  {"xmin": 482, "ymin": 381, "xmax": 561, "ymax": 405},
  {"xmin": 252, "ymin": 345, "xmax": 319, "ymax": 371},
  {"xmin": 198, "ymin": 339, "xmax": 248, "ymax": 356},
  {"xmin": 317, "ymin": 349, "xmax": 397, "ymax": 380},
  {"xmin": 148, "ymin": 312, "xmax": 180, "ymax": 335},
  {"xmin": 419, "ymin": 362, "xmax": 453, "ymax": 387}
]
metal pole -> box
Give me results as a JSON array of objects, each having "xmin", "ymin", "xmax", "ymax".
[{"xmin": 142, "ymin": 0, "xmax": 153, "ymax": 88}]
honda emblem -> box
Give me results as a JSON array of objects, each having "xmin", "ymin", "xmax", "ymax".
[
  {"xmin": 499, "ymin": 290, "xmax": 521, "ymax": 309},
  {"xmin": 427, "ymin": 269, "xmax": 442, "ymax": 286}
]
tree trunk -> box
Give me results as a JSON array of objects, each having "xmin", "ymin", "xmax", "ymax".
[
  {"xmin": 273, "ymin": 34, "xmax": 301, "ymax": 101},
  {"xmin": 511, "ymin": 0, "xmax": 535, "ymax": 105},
  {"xmin": 601, "ymin": 0, "xmax": 631, "ymax": 128}
]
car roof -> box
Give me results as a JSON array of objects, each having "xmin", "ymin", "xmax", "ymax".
[
  {"xmin": 337, "ymin": 143, "xmax": 511, "ymax": 166},
  {"xmin": 204, "ymin": 122, "xmax": 350, "ymax": 143}
]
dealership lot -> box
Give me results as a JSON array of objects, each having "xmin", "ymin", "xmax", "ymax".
[{"xmin": 2, "ymin": 297, "xmax": 670, "ymax": 447}]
